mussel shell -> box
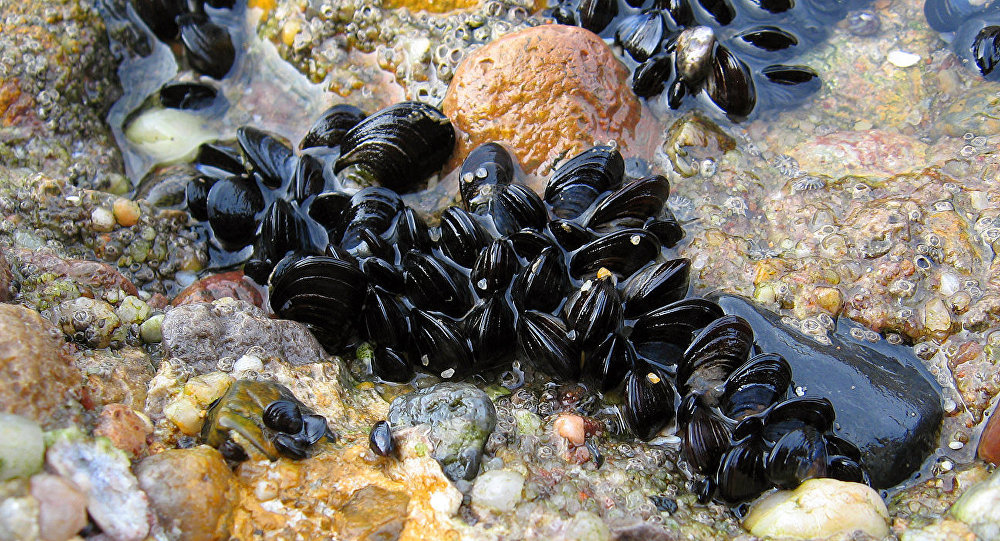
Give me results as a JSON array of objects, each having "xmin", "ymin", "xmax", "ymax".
[
  {"xmin": 206, "ymin": 175, "xmax": 264, "ymax": 250},
  {"xmin": 678, "ymin": 315, "xmax": 754, "ymax": 394},
  {"xmin": 735, "ymin": 26, "xmax": 800, "ymax": 55},
  {"xmin": 972, "ymin": 24, "xmax": 1000, "ymax": 79},
  {"xmin": 827, "ymin": 455, "xmax": 871, "ymax": 485},
  {"xmin": 159, "ymin": 81, "xmax": 218, "ymax": 110},
  {"xmin": 761, "ymin": 396, "xmax": 836, "ymax": 442},
  {"xmin": 262, "ymin": 400, "xmax": 304, "ymax": 434},
  {"xmin": 393, "ymin": 207, "xmax": 432, "ymax": 252},
  {"xmin": 658, "ymin": 0, "xmax": 695, "ymax": 27},
  {"xmin": 362, "ymin": 286, "xmax": 409, "ymax": 348},
  {"xmin": 237, "ymin": 127, "xmax": 295, "ymax": 189},
  {"xmin": 578, "ymin": 0, "xmax": 618, "ymax": 33},
  {"xmin": 569, "ymin": 228, "xmax": 660, "ymax": 279},
  {"xmin": 308, "ymin": 191, "xmax": 351, "ymax": 240},
  {"xmin": 683, "ymin": 402, "xmax": 733, "ymax": 474},
  {"xmin": 714, "ymin": 436, "xmax": 770, "ymax": 502},
  {"xmin": 585, "ymin": 175, "xmax": 670, "ymax": 230},
  {"xmin": 300, "ymin": 104, "xmax": 367, "ymax": 150},
  {"xmin": 622, "ymin": 365, "xmax": 677, "ymax": 441},
  {"xmin": 369, "ymin": 420, "xmax": 395, "ymax": 457},
  {"xmin": 334, "ymin": 101, "xmax": 455, "ymax": 193},
  {"xmin": 630, "ymin": 298, "xmax": 725, "ymax": 361},
  {"xmin": 460, "ymin": 142, "xmax": 515, "ymax": 213},
  {"xmin": 438, "ymin": 207, "xmax": 491, "ymax": 268},
  {"xmin": 924, "ymin": 0, "xmax": 980, "ymax": 32},
  {"xmin": 177, "ymin": 13, "xmax": 236, "ymax": 79},
  {"xmin": 403, "ymin": 251, "xmax": 473, "ymax": 318},
  {"xmin": 617, "ymin": 11, "xmax": 666, "ymax": 62},
  {"xmin": 632, "ymin": 53, "xmax": 673, "ymax": 98},
  {"xmin": 706, "ymin": 45, "xmax": 756, "ymax": 118},
  {"xmin": 490, "ymin": 184, "xmax": 547, "ymax": 236},
  {"xmin": 301, "ymin": 414, "xmax": 330, "ymax": 446},
  {"xmin": 565, "ymin": 275, "xmax": 624, "ymax": 348},
  {"xmin": 508, "ymin": 229, "xmax": 557, "ymax": 260},
  {"xmin": 194, "ymin": 142, "xmax": 244, "ymax": 179},
  {"xmin": 272, "ymin": 432, "xmax": 309, "ymax": 460},
  {"xmin": 361, "ymin": 257, "xmax": 404, "ymax": 294},
  {"xmin": 582, "ymin": 333, "xmax": 636, "ymax": 393},
  {"xmin": 293, "ymin": 153, "xmax": 326, "ymax": 202},
  {"xmin": 545, "ymin": 146, "xmax": 625, "ymax": 220},
  {"xmin": 760, "ymin": 65, "xmax": 822, "ymax": 105},
  {"xmin": 511, "ymin": 247, "xmax": 569, "ymax": 312},
  {"xmin": 645, "ymin": 212, "xmax": 685, "ymax": 248},
  {"xmin": 747, "ymin": 0, "xmax": 794, "ymax": 14},
  {"xmin": 340, "ymin": 187, "xmax": 404, "ymax": 251},
  {"xmin": 218, "ymin": 439, "xmax": 249, "ymax": 462},
  {"xmin": 466, "ymin": 294, "xmax": 518, "ymax": 367},
  {"xmin": 765, "ymin": 425, "xmax": 828, "ymax": 489},
  {"xmin": 621, "ymin": 259, "xmax": 690, "ymax": 318},
  {"xmin": 186, "ymin": 175, "xmax": 218, "ymax": 221},
  {"xmin": 410, "ymin": 309, "xmax": 474, "ymax": 377},
  {"xmin": 471, "ymin": 239, "xmax": 519, "ymax": 295},
  {"xmin": 132, "ymin": 0, "xmax": 188, "ymax": 41},
  {"xmin": 258, "ymin": 199, "xmax": 303, "ymax": 263},
  {"xmin": 721, "ymin": 353, "xmax": 791, "ymax": 420},
  {"xmin": 697, "ymin": 0, "xmax": 735, "ymax": 24},
  {"xmin": 517, "ymin": 310, "xmax": 580, "ymax": 381},
  {"xmin": 372, "ymin": 346, "xmax": 415, "ymax": 383},
  {"xmin": 548, "ymin": 219, "xmax": 595, "ymax": 252}
]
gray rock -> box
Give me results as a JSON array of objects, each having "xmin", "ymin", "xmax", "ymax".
[
  {"xmin": 950, "ymin": 468, "xmax": 1000, "ymax": 540},
  {"xmin": 162, "ymin": 299, "xmax": 326, "ymax": 372},
  {"xmin": 388, "ymin": 383, "xmax": 497, "ymax": 481}
]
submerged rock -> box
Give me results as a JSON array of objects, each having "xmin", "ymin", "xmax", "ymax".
[
  {"xmin": 743, "ymin": 478, "xmax": 889, "ymax": 539},
  {"xmin": 388, "ymin": 382, "xmax": 497, "ymax": 481},
  {"xmin": 715, "ymin": 295, "xmax": 943, "ymax": 488}
]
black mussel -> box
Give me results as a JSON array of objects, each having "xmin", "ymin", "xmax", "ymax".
[
  {"xmin": 131, "ymin": 0, "xmax": 187, "ymax": 41},
  {"xmin": 355, "ymin": 226, "xmax": 394, "ymax": 260},
  {"xmin": 372, "ymin": 346, "xmax": 415, "ymax": 383},
  {"xmin": 438, "ymin": 207, "xmax": 491, "ymax": 268},
  {"xmin": 410, "ymin": 309, "xmax": 474, "ymax": 378},
  {"xmin": 622, "ymin": 365, "xmax": 676, "ymax": 440},
  {"xmin": 578, "ymin": 0, "xmax": 618, "ymax": 33},
  {"xmin": 394, "ymin": 207, "xmax": 432, "ymax": 252},
  {"xmin": 545, "ymin": 146, "xmax": 625, "ymax": 219},
  {"xmin": 293, "ymin": 153, "xmax": 326, "ymax": 201},
  {"xmin": 268, "ymin": 255, "xmax": 368, "ymax": 349},
  {"xmin": 508, "ymin": 229, "xmax": 558, "ymax": 260},
  {"xmin": 565, "ymin": 272, "xmax": 624, "ymax": 348},
  {"xmin": 765, "ymin": 425, "xmax": 828, "ymax": 489},
  {"xmin": 403, "ymin": 251, "xmax": 473, "ymax": 318},
  {"xmin": 369, "ymin": 420, "xmax": 395, "ymax": 456},
  {"xmin": 194, "ymin": 142, "xmax": 244, "ymax": 179},
  {"xmin": 218, "ymin": 439, "xmax": 249, "ymax": 462},
  {"xmin": 714, "ymin": 436, "xmax": 770, "ymax": 502},
  {"xmin": 511, "ymin": 247, "xmax": 569, "ymax": 312},
  {"xmin": 335, "ymin": 101, "xmax": 455, "ymax": 193},
  {"xmin": 548, "ymin": 219, "xmax": 595, "ymax": 252},
  {"xmin": 585, "ymin": 175, "xmax": 670, "ymax": 231},
  {"xmin": 186, "ymin": 175, "xmax": 218, "ymax": 221},
  {"xmin": 176, "ymin": 13, "xmax": 235, "ymax": 79},
  {"xmin": 517, "ymin": 310, "xmax": 580, "ymax": 381},
  {"xmin": 706, "ymin": 45, "xmax": 756, "ymax": 118},
  {"xmin": 683, "ymin": 400, "xmax": 733, "ymax": 474},
  {"xmin": 237, "ymin": 127, "xmax": 295, "ymax": 189},
  {"xmin": 747, "ymin": 0, "xmax": 794, "ymax": 14},
  {"xmin": 263, "ymin": 400, "xmax": 304, "ymax": 434},
  {"xmin": 761, "ymin": 397, "xmax": 835, "ymax": 441},
  {"xmin": 630, "ymin": 298, "xmax": 725, "ymax": 362},
  {"xmin": 632, "ymin": 53, "xmax": 673, "ymax": 98},
  {"xmin": 658, "ymin": 0, "xmax": 695, "ymax": 26},
  {"xmin": 206, "ymin": 175, "xmax": 264, "ymax": 250},
  {"xmin": 300, "ymin": 414, "xmax": 330, "ymax": 445},
  {"xmin": 828, "ymin": 455, "xmax": 870, "ymax": 484},
  {"xmin": 697, "ymin": 0, "xmax": 736, "ymax": 25},
  {"xmin": 272, "ymin": 432, "xmax": 309, "ymax": 459},
  {"xmin": 721, "ymin": 353, "xmax": 790, "ymax": 420},
  {"xmin": 460, "ymin": 142, "xmax": 515, "ymax": 213},
  {"xmin": 466, "ymin": 294, "xmax": 518, "ymax": 367},
  {"xmin": 582, "ymin": 333, "xmax": 636, "ymax": 392},
  {"xmin": 735, "ymin": 27, "xmax": 800, "ymax": 56},
  {"xmin": 760, "ymin": 65, "xmax": 821, "ymax": 104},
  {"xmin": 645, "ymin": 212, "xmax": 685, "ymax": 248},
  {"xmin": 362, "ymin": 286, "xmax": 409, "ymax": 348},
  {"xmin": 971, "ymin": 24, "xmax": 1000, "ymax": 79},
  {"xmin": 361, "ymin": 257, "xmax": 404, "ymax": 294},
  {"xmin": 258, "ymin": 199, "xmax": 303, "ymax": 263},
  {"xmin": 622, "ymin": 259, "xmax": 691, "ymax": 318},
  {"xmin": 340, "ymin": 187, "xmax": 404, "ymax": 251},
  {"xmin": 551, "ymin": 1, "xmax": 578, "ymax": 25},
  {"xmin": 300, "ymin": 104, "xmax": 367, "ymax": 150},
  {"xmin": 678, "ymin": 315, "xmax": 754, "ymax": 394},
  {"xmin": 308, "ymin": 191, "xmax": 351, "ymax": 240},
  {"xmin": 490, "ymin": 184, "xmax": 547, "ymax": 236},
  {"xmin": 159, "ymin": 81, "xmax": 218, "ymax": 110},
  {"xmin": 617, "ymin": 11, "xmax": 666, "ymax": 62},
  {"xmin": 924, "ymin": 0, "xmax": 980, "ymax": 32},
  {"xmin": 569, "ymin": 228, "xmax": 660, "ymax": 279},
  {"xmin": 471, "ymin": 239, "xmax": 518, "ymax": 295}
]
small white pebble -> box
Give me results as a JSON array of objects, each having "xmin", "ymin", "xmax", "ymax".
[
  {"xmin": 949, "ymin": 441, "xmax": 964, "ymax": 450},
  {"xmin": 887, "ymin": 50, "xmax": 920, "ymax": 68},
  {"xmin": 940, "ymin": 460, "xmax": 954, "ymax": 472},
  {"xmin": 441, "ymin": 368, "xmax": 455, "ymax": 379},
  {"xmin": 91, "ymin": 207, "xmax": 115, "ymax": 232}
]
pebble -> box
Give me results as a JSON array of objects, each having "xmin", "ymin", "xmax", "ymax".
[
  {"xmin": 888, "ymin": 50, "xmax": 921, "ymax": 68},
  {"xmin": 979, "ymin": 405, "xmax": 1000, "ymax": 464},
  {"xmin": 0, "ymin": 246, "xmax": 11, "ymax": 302},
  {"xmin": 135, "ymin": 446, "xmax": 237, "ymax": 541},
  {"xmin": 471, "ymin": 469, "xmax": 525, "ymax": 513},
  {"xmin": 115, "ymin": 295, "xmax": 152, "ymax": 325},
  {"xmin": 46, "ymin": 430, "xmax": 152, "ymax": 541},
  {"xmin": 742, "ymin": 479, "xmax": 889, "ymax": 539},
  {"xmin": 30, "ymin": 473, "xmax": 88, "ymax": 541},
  {"xmin": 232, "ymin": 353, "xmax": 264, "ymax": 375},
  {"xmin": 112, "ymin": 197, "xmax": 141, "ymax": 227},
  {"xmin": 51, "ymin": 296, "xmax": 122, "ymax": 349},
  {"xmin": 0, "ymin": 481, "xmax": 40, "ymax": 541},
  {"xmin": 388, "ymin": 382, "xmax": 497, "ymax": 481},
  {"xmin": 0, "ymin": 304, "xmax": 82, "ymax": 429},
  {"xmin": 0, "ymin": 414, "xmax": 44, "ymax": 481},
  {"xmin": 93, "ymin": 404, "xmax": 152, "ymax": 458},
  {"xmin": 139, "ymin": 313, "xmax": 164, "ymax": 343},
  {"xmin": 554, "ymin": 414, "xmax": 586, "ymax": 446},
  {"xmin": 949, "ymin": 468, "xmax": 1000, "ymax": 540},
  {"xmin": 442, "ymin": 24, "xmax": 645, "ymax": 178},
  {"xmin": 90, "ymin": 206, "xmax": 116, "ymax": 232}
]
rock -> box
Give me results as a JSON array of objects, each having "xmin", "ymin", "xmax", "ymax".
[
  {"xmin": 950, "ymin": 468, "xmax": 1000, "ymax": 540},
  {"xmin": 337, "ymin": 485, "xmax": 409, "ymax": 540},
  {"xmin": 139, "ymin": 314, "xmax": 165, "ymax": 343},
  {"xmin": 0, "ymin": 414, "xmax": 44, "ymax": 481},
  {"xmin": 30, "ymin": 473, "xmax": 88, "ymax": 541},
  {"xmin": 45, "ymin": 430, "xmax": 152, "ymax": 541},
  {"xmin": 742, "ymin": 479, "xmax": 889, "ymax": 539},
  {"xmin": 50, "ymin": 296, "xmax": 122, "ymax": 348},
  {"xmin": 563, "ymin": 511, "xmax": 612, "ymax": 541},
  {"xmin": 608, "ymin": 519, "xmax": 678, "ymax": 541},
  {"xmin": 113, "ymin": 198, "xmax": 141, "ymax": 227},
  {"xmin": 135, "ymin": 447, "xmax": 237, "ymax": 541},
  {"xmin": 471, "ymin": 469, "xmax": 524, "ymax": 513},
  {"xmin": 716, "ymin": 294, "xmax": 943, "ymax": 488},
  {"xmin": 0, "ymin": 246, "xmax": 11, "ymax": 301},
  {"xmin": 0, "ymin": 304, "xmax": 82, "ymax": 429},
  {"xmin": 172, "ymin": 271, "xmax": 264, "ymax": 308},
  {"xmin": 388, "ymin": 382, "xmax": 497, "ymax": 481},
  {"xmin": 94, "ymin": 404, "xmax": 153, "ymax": 458},
  {"xmin": 788, "ymin": 130, "xmax": 929, "ymax": 179},
  {"xmin": 76, "ymin": 347, "xmax": 156, "ymax": 413},
  {"xmin": 442, "ymin": 25, "xmax": 649, "ymax": 179},
  {"xmin": 0, "ymin": 479, "xmax": 40, "ymax": 541},
  {"xmin": 979, "ymin": 405, "xmax": 1000, "ymax": 464},
  {"xmin": 161, "ymin": 298, "xmax": 325, "ymax": 372},
  {"xmin": 14, "ymin": 248, "xmax": 138, "ymax": 298}
]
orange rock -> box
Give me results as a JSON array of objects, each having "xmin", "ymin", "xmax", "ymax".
[
  {"xmin": 442, "ymin": 25, "xmax": 654, "ymax": 185},
  {"xmin": 94, "ymin": 404, "xmax": 153, "ymax": 458},
  {"xmin": 979, "ymin": 405, "xmax": 1000, "ymax": 465},
  {"xmin": 172, "ymin": 271, "xmax": 265, "ymax": 308}
]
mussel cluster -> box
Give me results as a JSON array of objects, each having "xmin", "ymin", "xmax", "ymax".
[
  {"xmin": 550, "ymin": 0, "xmax": 871, "ymax": 118},
  {"xmin": 925, "ymin": 0, "xmax": 1000, "ymax": 80}
]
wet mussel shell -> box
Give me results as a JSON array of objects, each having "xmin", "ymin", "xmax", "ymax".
[
  {"xmin": 263, "ymin": 399, "xmax": 304, "ymax": 434},
  {"xmin": 176, "ymin": 12, "xmax": 236, "ymax": 79},
  {"xmin": 206, "ymin": 175, "xmax": 264, "ymax": 250},
  {"xmin": 460, "ymin": 142, "xmax": 516, "ymax": 213},
  {"xmin": 159, "ymin": 81, "xmax": 218, "ymax": 110},
  {"xmin": 236, "ymin": 127, "xmax": 295, "ymax": 189},
  {"xmin": 622, "ymin": 366, "xmax": 677, "ymax": 441},
  {"xmin": 300, "ymin": 104, "xmax": 368, "ymax": 150},
  {"xmin": 545, "ymin": 145, "xmax": 625, "ymax": 220},
  {"xmin": 369, "ymin": 420, "xmax": 395, "ymax": 457}
]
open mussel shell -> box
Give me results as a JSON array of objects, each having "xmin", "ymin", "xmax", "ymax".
[
  {"xmin": 582, "ymin": 333, "xmax": 636, "ymax": 393},
  {"xmin": 721, "ymin": 353, "xmax": 791, "ymax": 420},
  {"xmin": 403, "ymin": 251, "xmax": 473, "ymax": 318},
  {"xmin": 237, "ymin": 127, "xmax": 295, "ymax": 189},
  {"xmin": 517, "ymin": 310, "xmax": 580, "ymax": 381},
  {"xmin": 545, "ymin": 145, "xmax": 625, "ymax": 220},
  {"xmin": 565, "ymin": 273, "xmax": 624, "ymax": 349},
  {"xmin": 511, "ymin": 247, "xmax": 569, "ymax": 312},
  {"xmin": 460, "ymin": 142, "xmax": 515, "ymax": 213},
  {"xmin": 621, "ymin": 258, "xmax": 690, "ymax": 318},
  {"xmin": 578, "ymin": 0, "xmax": 618, "ymax": 33},
  {"xmin": 132, "ymin": 0, "xmax": 187, "ymax": 41},
  {"xmin": 585, "ymin": 175, "xmax": 670, "ymax": 230},
  {"xmin": 160, "ymin": 81, "xmax": 218, "ymax": 110},
  {"xmin": 206, "ymin": 175, "xmax": 264, "ymax": 250},
  {"xmin": 678, "ymin": 315, "xmax": 754, "ymax": 394},
  {"xmin": 466, "ymin": 294, "xmax": 518, "ymax": 367},
  {"xmin": 714, "ymin": 436, "xmax": 770, "ymax": 502},
  {"xmin": 262, "ymin": 400, "xmax": 304, "ymax": 434},
  {"xmin": 176, "ymin": 12, "xmax": 235, "ymax": 79},
  {"xmin": 372, "ymin": 346, "xmax": 415, "ymax": 383},
  {"xmin": 300, "ymin": 104, "xmax": 367, "ymax": 150},
  {"xmin": 268, "ymin": 255, "xmax": 368, "ymax": 349},
  {"xmin": 410, "ymin": 309, "xmax": 474, "ymax": 377},
  {"xmin": 438, "ymin": 207, "xmax": 491, "ymax": 268},
  {"xmin": 622, "ymin": 365, "xmax": 676, "ymax": 441},
  {"xmin": 471, "ymin": 239, "xmax": 518, "ymax": 295},
  {"xmin": 683, "ymin": 400, "xmax": 733, "ymax": 475},
  {"xmin": 706, "ymin": 45, "xmax": 756, "ymax": 118},
  {"xmin": 630, "ymin": 298, "xmax": 725, "ymax": 360},
  {"xmin": 632, "ymin": 53, "xmax": 673, "ymax": 98},
  {"xmin": 340, "ymin": 187, "xmax": 404, "ymax": 251},
  {"xmin": 616, "ymin": 11, "xmax": 666, "ymax": 62},
  {"xmin": 334, "ymin": 101, "xmax": 455, "ymax": 193},
  {"xmin": 765, "ymin": 425, "xmax": 829, "ymax": 489},
  {"xmin": 569, "ymin": 228, "xmax": 660, "ymax": 279},
  {"xmin": 490, "ymin": 184, "xmax": 547, "ymax": 236}
]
